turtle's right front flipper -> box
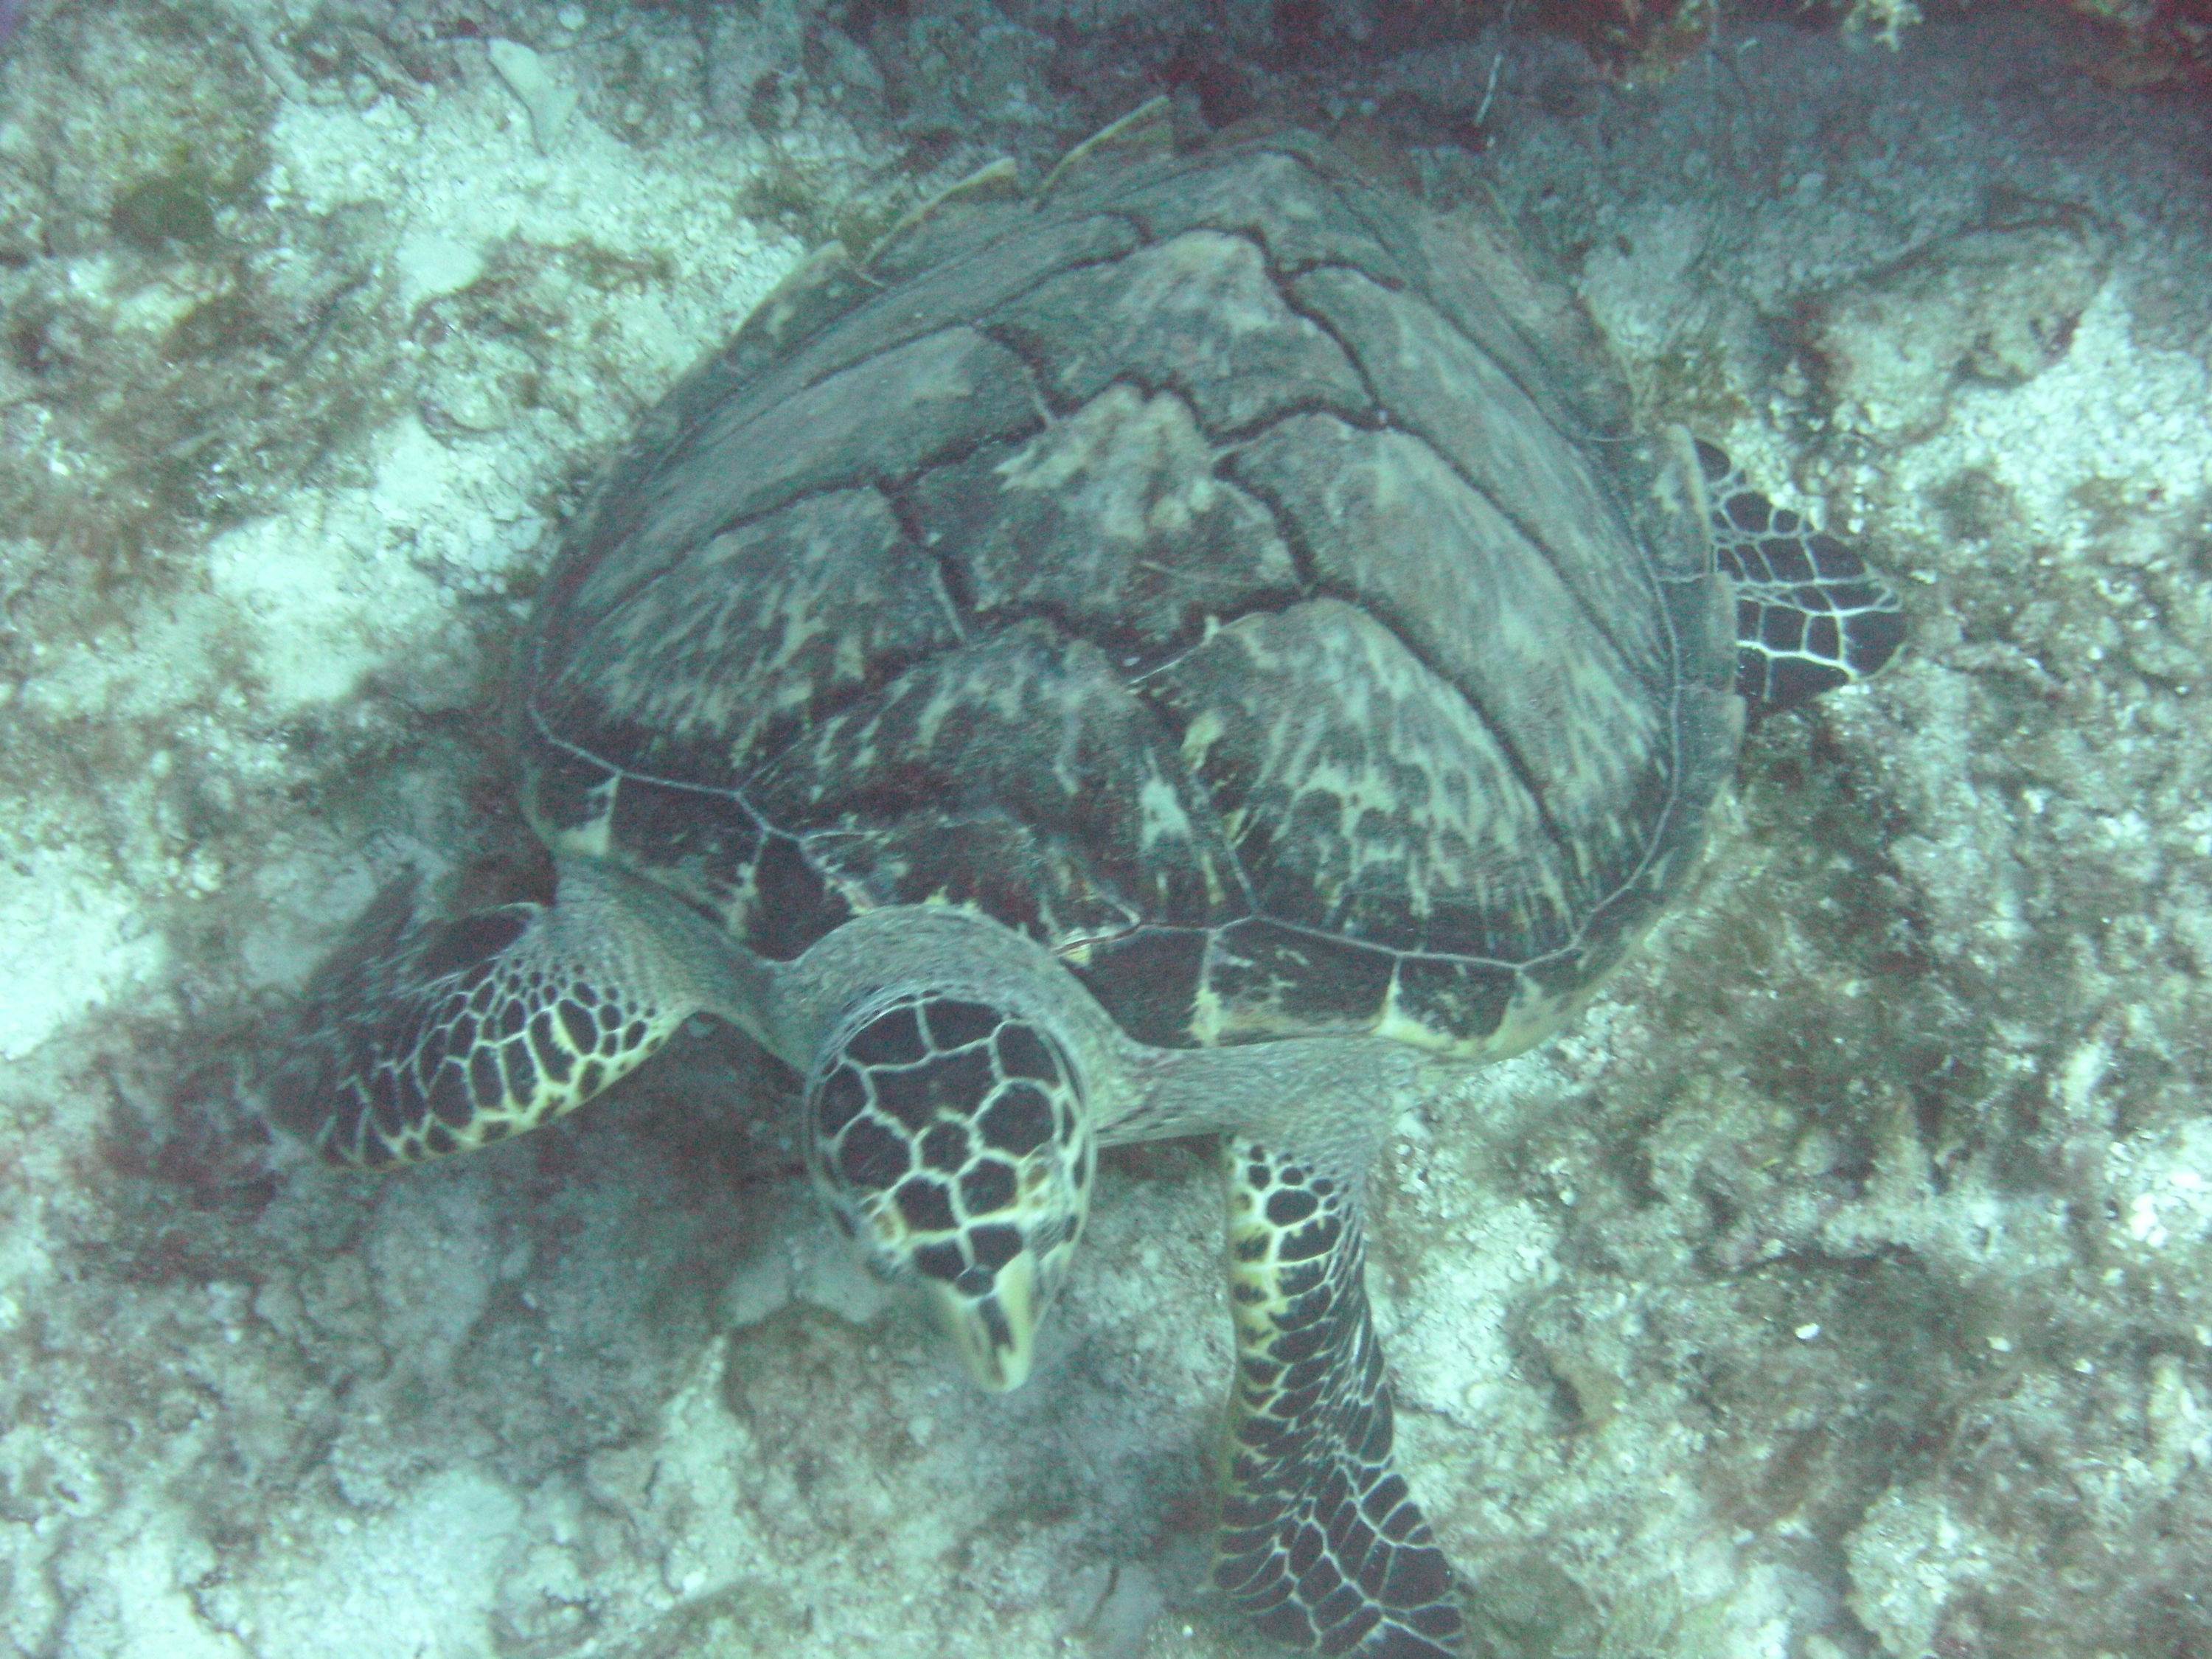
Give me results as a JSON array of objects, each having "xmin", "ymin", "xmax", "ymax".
[
  {"xmin": 269, "ymin": 856, "xmax": 766, "ymax": 1169},
  {"xmin": 1216, "ymin": 1135, "xmax": 1464, "ymax": 1659}
]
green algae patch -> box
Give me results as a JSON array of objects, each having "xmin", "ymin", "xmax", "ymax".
[{"xmin": 112, "ymin": 172, "xmax": 220, "ymax": 248}]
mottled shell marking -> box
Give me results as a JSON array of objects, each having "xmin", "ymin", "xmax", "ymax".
[{"xmin": 521, "ymin": 132, "xmax": 1738, "ymax": 1060}]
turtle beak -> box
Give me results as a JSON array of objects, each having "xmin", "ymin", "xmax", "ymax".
[{"xmin": 928, "ymin": 1249, "xmax": 1051, "ymax": 1392}]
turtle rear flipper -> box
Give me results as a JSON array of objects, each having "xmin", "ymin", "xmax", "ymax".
[
  {"xmin": 269, "ymin": 858, "xmax": 766, "ymax": 1169},
  {"xmin": 1697, "ymin": 439, "xmax": 1907, "ymax": 716},
  {"xmin": 1216, "ymin": 1135, "xmax": 1464, "ymax": 1659}
]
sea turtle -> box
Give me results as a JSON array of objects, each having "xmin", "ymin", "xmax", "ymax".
[{"xmin": 270, "ymin": 103, "xmax": 1902, "ymax": 1658}]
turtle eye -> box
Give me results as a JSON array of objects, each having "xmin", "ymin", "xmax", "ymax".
[{"xmin": 804, "ymin": 992, "xmax": 1093, "ymax": 1391}]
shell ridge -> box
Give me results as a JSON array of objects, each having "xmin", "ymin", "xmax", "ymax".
[
  {"xmin": 1373, "ymin": 408, "xmax": 1667, "ymax": 700},
  {"xmin": 858, "ymin": 156, "xmax": 1023, "ymax": 279},
  {"xmin": 1198, "ymin": 459, "xmax": 1578, "ymax": 891},
  {"xmin": 957, "ymin": 582, "xmax": 1312, "ymax": 684},
  {"xmin": 678, "ymin": 212, "xmax": 1146, "ymax": 470},
  {"xmin": 1545, "ymin": 448, "xmax": 1736, "ymax": 978},
  {"xmin": 906, "ymin": 380, "xmax": 1301, "ymax": 681},
  {"xmin": 1085, "ymin": 140, "xmax": 1411, "ymax": 296},
  {"xmin": 1252, "ymin": 254, "xmax": 1398, "ymax": 427},
  {"xmin": 1036, "ymin": 95, "xmax": 1176, "ymax": 201},
  {"xmin": 1116, "ymin": 371, "xmax": 1386, "ymax": 455},
  {"xmin": 845, "ymin": 222, "xmax": 1170, "ymax": 411},
  {"xmin": 529, "ymin": 710, "xmax": 759, "ymax": 813},
  {"xmin": 1281, "ymin": 263, "xmax": 1669, "ymax": 690},
  {"xmin": 1217, "ymin": 423, "xmax": 1660, "ymax": 914},
  {"xmin": 1088, "ymin": 133, "xmax": 1610, "ymax": 465},
  {"xmin": 970, "ymin": 318, "xmax": 1086, "ymax": 422},
  {"xmin": 1029, "ymin": 145, "xmax": 1222, "ymax": 228},
  {"xmin": 807, "ymin": 213, "xmax": 1152, "ymax": 375},
  {"xmin": 981, "ymin": 223, "xmax": 1373, "ymax": 434},
  {"xmin": 1308, "ymin": 577, "xmax": 1582, "ymax": 881},
  {"xmin": 1423, "ymin": 177, "xmax": 1638, "ymax": 442},
  {"xmin": 564, "ymin": 473, "xmax": 1006, "ymax": 676},
  {"xmin": 1141, "ymin": 597, "xmax": 1590, "ymax": 973},
  {"xmin": 738, "ymin": 622, "xmax": 1245, "ymax": 937},
  {"xmin": 586, "ymin": 328, "xmax": 1040, "ymax": 585},
  {"xmin": 1120, "ymin": 681, "xmax": 1265, "ymax": 919},
  {"xmin": 536, "ymin": 502, "xmax": 989, "ymax": 811},
  {"xmin": 525, "ymin": 691, "xmax": 739, "ymax": 805},
  {"xmin": 1559, "ymin": 676, "xmax": 1732, "ymax": 977},
  {"xmin": 1203, "ymin": 292, "xmax": 1663, "ymax": 814},
  {"xmin": 1222, "ymin": 912, "xmax": 1543, "ymax": 975},
  {"xmin": 714, "ymin": 388, "xmax": 1044, "ymax": 547},
  {"xmin": 570, "ymin": 243, "xmax": 875, "ymax": 554},
  {"xmin": 522, "ymin": 700, "xmax": 793, "ymax": 925},
  {"xmin": 874, "ymin": 480, "xmax": 975, "ymax": 647}
]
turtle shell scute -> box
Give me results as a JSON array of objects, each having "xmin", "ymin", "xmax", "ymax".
[{"xmin": 519, "ymin": 129, "xmax": 1738, "ymax": 1054}]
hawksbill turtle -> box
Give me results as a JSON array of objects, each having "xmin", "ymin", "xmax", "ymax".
[{"xmin": 271, "ymin": 102, "xmax": 1902, "ymax": 1658}]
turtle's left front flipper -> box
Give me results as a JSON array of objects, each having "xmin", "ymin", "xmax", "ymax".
[
  {"xmin": 268, "ymin": 856, "xmax": 770, "ymax": 1169},
  {"xmin": 1215, "ymin": 1135, "xmax": 1464, "ymax": 1659}
]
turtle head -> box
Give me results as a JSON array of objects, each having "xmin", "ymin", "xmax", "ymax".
[{"xmin": 804, "ymin": 990, "xmax": 1093, "ymax": 1391}]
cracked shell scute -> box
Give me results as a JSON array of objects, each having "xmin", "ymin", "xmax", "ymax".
[{"xmin": 518, "ymin": 133, "xmax": 1740, "ymax": 1060}]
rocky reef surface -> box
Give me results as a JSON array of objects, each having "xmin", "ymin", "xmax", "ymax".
[{"xmin": 1, "ymin": 4, "xmax": 2207, "ymax": 1658}]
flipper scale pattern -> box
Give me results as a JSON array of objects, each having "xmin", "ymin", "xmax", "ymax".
[
  {"xmin": 268, "ymin": 874, "xmax": 687, "ymax": 1169},
  {"xmin": 1218, "ymin": 1135, "xmax": 1463, "ymax": 1658}
]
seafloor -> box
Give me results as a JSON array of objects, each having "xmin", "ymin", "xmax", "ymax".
[{"xmin": 1, "ymin": 3, "xmax": 2208, "ymax": 1657}]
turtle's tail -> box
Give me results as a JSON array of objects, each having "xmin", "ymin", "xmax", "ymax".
[{"xmin": 267, "ymin": 857, "xmax": 761, "ymax": 1169}]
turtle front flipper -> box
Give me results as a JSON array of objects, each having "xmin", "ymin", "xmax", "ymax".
[
  {"xmin": 1217, "ymin": 1135, "xmax": 1464, "ymax": 1659},
  {"xmin": 269, "ymin": 856, "xmax": 765, "ymax": 1169}
]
